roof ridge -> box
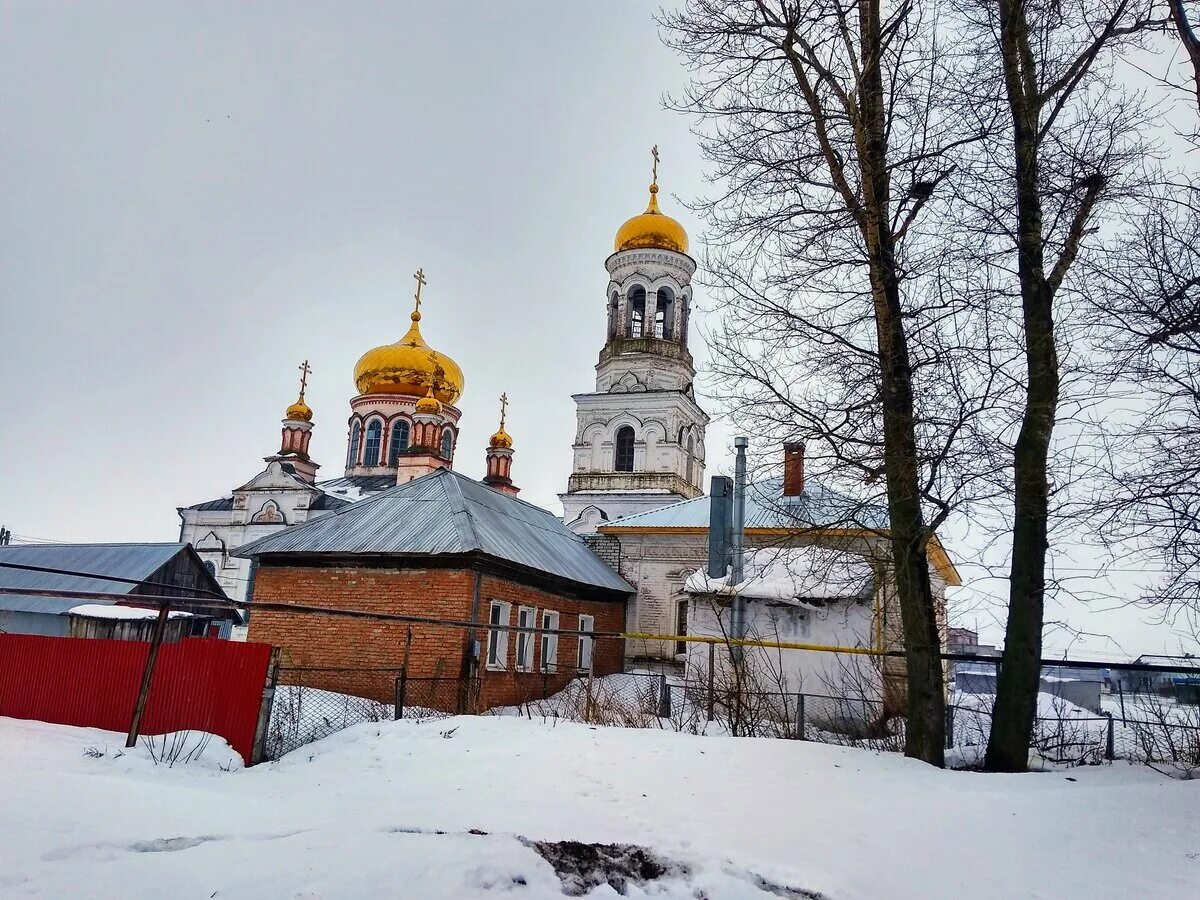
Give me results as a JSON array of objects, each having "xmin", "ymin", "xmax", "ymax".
[{"xmin": 440, "ymin": 469, "xmax": 481, "ymax": 550}]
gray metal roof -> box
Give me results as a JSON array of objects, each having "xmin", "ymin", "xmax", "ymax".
[
  {"xmin": 603, "ymin": 477, "xmax": 889, "ymax": 531},
  {"xmin": 0, "ymin": 543, "xmax": 189, "ymax": 615},
  {"xmin": 236, "ymin": 469, "xmax": 633, "ymax": 594}
]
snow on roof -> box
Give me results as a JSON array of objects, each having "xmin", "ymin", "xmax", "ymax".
[
  {"xmin": 684, "ymin": 547, "xmax": 874, "ymax": 603},
  {"xmin": 67, "ymin": 604, "xmax": 195, "ymax": 620}
]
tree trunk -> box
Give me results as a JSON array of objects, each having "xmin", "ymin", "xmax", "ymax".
[
  {"xmin": 985, "ymin": 0, "xmax": 1059, "ymax": 773},
  {"xmin": 859, "ymin": 0, "xmax": 945, "ymax": 764}
]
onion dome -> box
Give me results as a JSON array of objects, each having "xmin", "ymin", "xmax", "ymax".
[
  {"xmin": 489, "ymin": 391, "xmax": 513, "ymax": 449},
  {"xmin": 353, "ymin": 294, "xmax": 465, "ymax": 404},
  {"xmin": 415, "ymin": 386, "xmax": 442, "ymax": 416},
  {"xmin": 285, "ymin": 397, "xmax": 313, "ymax": 422},
  {"xmin": 286, "ymin": 360, "xmax": 314, "ymax": 421},
  {"xmin": 614, "ymin": 183, "xmax": 689, "ymax": 255}
]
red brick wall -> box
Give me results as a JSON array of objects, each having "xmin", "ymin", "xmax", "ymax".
[{"xmin": 248, "ymin": 564, "xmax": 626, "ymax": 709}]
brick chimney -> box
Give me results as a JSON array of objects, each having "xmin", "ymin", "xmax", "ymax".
[{"xmin": 783, "ymin": 442, "xmax": 805, "ymax": 496}]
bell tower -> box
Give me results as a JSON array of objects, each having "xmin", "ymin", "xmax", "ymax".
[{"xmin": 560, "ymin": 149, "xmax": 708, "ymax": 533}]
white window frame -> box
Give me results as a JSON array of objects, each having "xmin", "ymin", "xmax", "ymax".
[
  {"xmin": 540, "ymin": 610, "xmax": 560, "ymax": 673},
  {"xmin": 486, "ymin": 600, "xmax": 511, "ymax": 671},
  {"xmin": 515, "ymin": 605, "xmax": 536, "ymax": 672},
  {"xmin": 577, "ymin": 614, "xmax": 595, "ymax": 672}
]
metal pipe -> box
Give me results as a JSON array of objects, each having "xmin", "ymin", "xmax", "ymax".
[{"xmin": 730, "ymin": 436, "xmax": 749, "ymax": 658}]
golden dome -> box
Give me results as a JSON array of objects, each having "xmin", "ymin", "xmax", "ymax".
[
  {"xmin": 414, "ymin": 386, "xmax": 442, "ymax": 416},
  {"xmin": 353, "ymin": 309, "xmax": 465, "ymax": 404},
  {"xmin": 489, "ymin": 425, "xmax": 513, "ymax": 450},
  {"xmin": 614, "ymin": 183, "xmax": 689, "ymax": 255},
  {"xmin": 285, "ymin": 397, "xmax": 313, "ymax": 422}
]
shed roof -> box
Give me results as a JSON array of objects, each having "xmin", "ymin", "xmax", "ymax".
[
  {"xmin": 236, "ymin": 468, "xmax": 633, "ymax": 595},
  {"xmin": 0, "ymin": 543, "xmax": 192, "ymax": 615}
]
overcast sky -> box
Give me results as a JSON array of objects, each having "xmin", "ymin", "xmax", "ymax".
[{"xmin": 2, "ymin": 3, "xmax": 1194, "ymax": 659}]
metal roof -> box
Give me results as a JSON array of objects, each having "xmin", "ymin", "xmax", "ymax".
[
  {"xmin": 603, "ymin": 477, "xmax": 890, "ymax": 531},
  {"xmin": 236, "ymin": 469, "xmax": 633, "ymax": 594},
  {"xmin": 0, "ymin": 543, "xmax": 190, "ymax": 615}
]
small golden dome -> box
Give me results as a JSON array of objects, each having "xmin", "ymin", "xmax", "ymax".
[
  {"xmin": 353, "ymin": 309, "xmax": 465, "ymax": 404},
  {"xmin": 415, "ymin": 386, "xmax": 442, "ymax": 416},
  {"xmin": 285, "ymin": 398, "xmax": 313, "ymax": 422},
  {"xmin": 489, "ymin": 426, "xmax": 513, "ymax": 450},
  {"xmin": 614, "ymin": 184, "xmax": 689, "ymax": 255}
]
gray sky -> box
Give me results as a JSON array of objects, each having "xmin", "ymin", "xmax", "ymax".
[{"xmin": 1, "ymin": 2, "xmax": 1193, "ymax": 659}]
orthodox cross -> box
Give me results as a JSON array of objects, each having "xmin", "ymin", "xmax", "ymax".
[
  {"xmin": 499, "ymin": 392, "xmax": 508, "ymax": 429},
  {"xmin": 413, "ymin": 267, "xmax": 427, "ymax": 313},
  {"xmin": 297, "ymin": 359, "xmax": 311, "ymax": 400},
  {"xmin": 651, "ymin": 145, "xmax": 660, "ymax": 184}
]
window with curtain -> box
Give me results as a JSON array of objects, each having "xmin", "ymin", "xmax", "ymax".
[
  {"xmin": 614, "ymin": 426, "xmax": 635, "ymax": 472},
  {"xmin": 389, "ymin": 420, "xmax": 410, "ymax": 465},
  {"xmin": 363, "ymin": 419, "xmax": 383, "ymax": 466}
]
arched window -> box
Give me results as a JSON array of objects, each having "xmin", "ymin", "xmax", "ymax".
[
  {"xmin": 607, "ymin": 292, "xmax": 619, "ymax": 341},
  {"xmin": 614, "ymin": 426, "xmax": 635, "ymax": 472},
  {"xmin": 202, "ymin": 560, "xmax": 217, "ymax": 577},
  {"xmin": 655, "ymin": 287, "xmax": 675, "ymax": 340},
  {"xmin": 686, "ymin": 433, "xmax": 695, "ymax": 484},
  {"xmin": 347, "ymin": 419, "xmax": 362, "ymax": 468},
  {"xmin": 388, "ymin": 419, "xmax": 411, "ymax": 465},
  {"xmin": 627, "ymin": 286, "xmax": 646, "ymax": 338},
  {"xmin": 440, "ymin": 428, "xmax": 454, "ymax": 459},
  {"xmin": 363, "ymin": 419, "xmax": 383, "ymax": 467},
  {"xmin": 680, "ymin": 294, "xmax": 690, "ymax": 346}
]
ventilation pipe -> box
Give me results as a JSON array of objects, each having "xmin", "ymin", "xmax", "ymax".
[
  {"xmin": 707, "ymin": 476, "xmax": 733, "ymax": 578},
  {"xmin": 730, "ymin": 436, "xmax": 749, "ymax": 660}
]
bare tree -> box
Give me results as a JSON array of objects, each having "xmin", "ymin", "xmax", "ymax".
[
  {"xmin": 1093, "ymin": 184, "xmax": 1200, "ymax": 635},
  {"xmin": 660, "ymin": 0, "xmax": 1011, "ymax": 764},
  {"xmin": 967, "ymin": 0, "xmax": 1162, "ymax": 772}
]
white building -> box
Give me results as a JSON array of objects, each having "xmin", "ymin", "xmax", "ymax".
[{"xmin": 560, "ymin": 164, "xmax": 709, "ymax": 532}]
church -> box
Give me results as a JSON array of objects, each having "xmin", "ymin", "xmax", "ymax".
[
  {"xmin": 179, "ymin": 152, "xmax": 959, "ymax": 678},
  {"xmin": 178, "ymin": 154, "xmax": 710, "ymax": 608}
]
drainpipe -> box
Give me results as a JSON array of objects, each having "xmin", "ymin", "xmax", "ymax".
[{"xmin": 730, "ymin": 436, "xmax": 748, "ymax": 660}]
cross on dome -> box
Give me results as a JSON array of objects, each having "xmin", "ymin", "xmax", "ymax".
[{"xmin": 412, "ymin": 267, "xmax": 427, "ymax": 316}]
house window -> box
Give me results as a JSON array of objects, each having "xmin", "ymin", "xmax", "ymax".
[
  {"xmin": 440, "ymin": 428, "xmax": 454, "ymax": 459},
  {"xmin": 614, "ymin": 426, "xmax": 635, "ymax": 472},
  {"xmin": 516, "ymin": 606, "xmax": 536, "ymax": 672},
  {"xmin": 347, "ymin": 419, "xmax": 362, "ymax": 467},
  {"xmin": 486, "ymin": 601, "xmax": 511, "ymax": 670},
  {"xmin": 676, "ymin": 598, "xmax": 689, "ymax": 655},
  {"xmin": 388, "ymin": 420, "xmax": 410, "ymax": 465},
  {"xmin": 577, "ymin": 614, "xmax": 595, "ymax": 671},
  {"xmin": 627, "ymin": 286, "xmax": 646, "ymax": 337},
  {"xmin": 540, "ymin": 610, "xmax": 560, "ymax": 673}
]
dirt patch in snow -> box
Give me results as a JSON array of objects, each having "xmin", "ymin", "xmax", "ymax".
[{"xmin": 523, "ymin": 838, "xmax": 682, "ymax": 896}]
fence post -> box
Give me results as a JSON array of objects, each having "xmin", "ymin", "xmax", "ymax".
[
  {"xmin": 250, "ymin": 647, "xmax": 282, "ymax": 765},
  {"xmin": 1104, "ymin": 711, "xmax": 1115, "ymax": 761},
  {"xmin": 657, "ymin": 674, "xmax": 671, "ymax": 719},
  {"xmin": 395, "ymin": 666, "xmax": 408, "ymax": 721},
  {"xmin": 794, "ymin": 692, "xmax": 805, "ymax": 740},
  {"xmin": 707, "ymin": 642, "xmax": 715, "ymax": 722},
  {"xmin": 126, "ymin": 603, "xmax": 172, "ymax": 749},
  {"xmin": 944, "ymin": 700, "xmax": 955, "ymax": 750}
]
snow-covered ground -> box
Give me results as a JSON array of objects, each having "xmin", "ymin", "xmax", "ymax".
[{"xmin": 1, "ymin": 715, "xmax": 1198, "ymax": 899}]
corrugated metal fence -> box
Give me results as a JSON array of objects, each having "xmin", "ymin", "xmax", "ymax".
[{"xmin": 0, "ymin": 633, "xmax": 274, "ymax": 763}]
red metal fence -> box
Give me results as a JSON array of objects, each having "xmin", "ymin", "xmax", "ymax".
[{"xmin": 0, "ymin": 633, "xmax": 274, "ymax": 763}]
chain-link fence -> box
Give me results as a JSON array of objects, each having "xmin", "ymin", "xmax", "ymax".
[{"xmin": 261, "ymin": 653, "xmax": 1200, "ymax": 774}]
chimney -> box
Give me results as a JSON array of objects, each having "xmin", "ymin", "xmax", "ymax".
[{"xmin": 783, "ymin": 442, "xmax": 805, "ymax": 497}]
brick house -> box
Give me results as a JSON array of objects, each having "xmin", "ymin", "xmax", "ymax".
[{"xmin": 236, "ymin": 468, "xmax": 632, "ymax": 709}]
